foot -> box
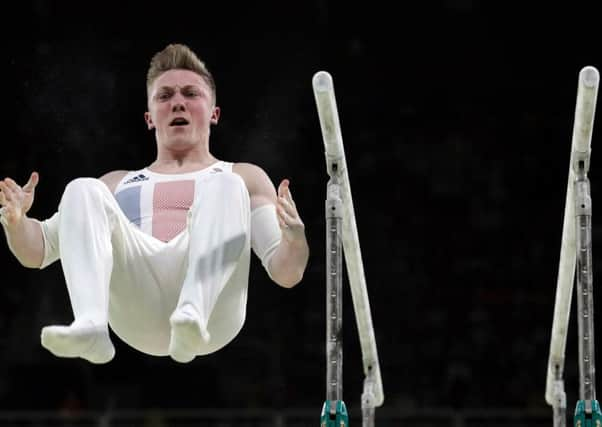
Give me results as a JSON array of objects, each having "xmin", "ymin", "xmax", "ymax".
[
  {"xmin": 41, "ymin": 319, "xmax": 115, "ymax": 364},
  {"xmin": 169, "ymin": 306, "xmax": 210, "ymax": 363}
]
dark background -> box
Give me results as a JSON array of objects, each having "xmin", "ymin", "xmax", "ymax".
[{"xmin": 1, "ymin": 0, "xmax": 601, "ymax": 418}]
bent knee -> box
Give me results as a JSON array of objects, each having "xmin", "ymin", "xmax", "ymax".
[
  {"xmin": 62, "ymin": 178, "xmax": 113, "ymax": 207},
  {"xmin": 64, "ymin": 177, "xmax": 110, "ymax": 195}
]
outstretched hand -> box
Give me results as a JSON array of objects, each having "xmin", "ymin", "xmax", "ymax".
[
  {"xmin": 276, "ymin": 179, "xmax": 305, "ymax": 243},
  {"xmin": 0, "ymin": 172, "xmax": 39, "ymax": 227}
]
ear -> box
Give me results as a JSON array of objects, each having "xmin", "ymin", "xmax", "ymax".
[
  {"xmin": 144, "ymin": 112, "xmax": 154, "ymax": 130},
  {"xmin": 210, "ymin": 107, "xmax": 221, "ymax": 125}
]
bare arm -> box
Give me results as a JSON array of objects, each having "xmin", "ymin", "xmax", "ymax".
[
  {"xmin": 1, "ymin": 170, "xmax": 127, "ymax": 269},
  {"xmin": 234, "ymin": 163, "xmax": 309, "ymax": 288},
  {"xmin": 0, "ymin": 172, "xmax": 44, "ymax": 268}
]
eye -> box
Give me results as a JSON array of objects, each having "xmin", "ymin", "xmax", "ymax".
[
  {"xmin": 184, "ymin": 89, "xmax": 200, "ymax": 98},
  {"xmin": 157, "ymin": 92, "xmax": 171, "ymax": 101}
]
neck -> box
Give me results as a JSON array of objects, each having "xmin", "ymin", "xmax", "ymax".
[{"xmin": 151, "ymin": 143, "xmax": 218, "ymax": 173}]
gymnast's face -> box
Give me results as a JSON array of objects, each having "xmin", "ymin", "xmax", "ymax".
[{"xmin": 144, "ymin": 69, "xmax": 220, "ymax": 149}]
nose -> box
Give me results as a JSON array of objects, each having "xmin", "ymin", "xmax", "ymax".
[
  {"xmin": 171, "ymin": 93, "xmax": 186, "ymax": 112},
  {"xmin": 172, "ymin": 103, "xmax": 185, "ymax": 112}
]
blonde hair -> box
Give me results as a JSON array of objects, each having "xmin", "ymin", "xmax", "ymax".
[{"xmin": 146, "ymin": 43, "xmax": 216, "ymax": 104}]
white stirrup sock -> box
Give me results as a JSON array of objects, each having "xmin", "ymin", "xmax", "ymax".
[
  {"xmin": 41, "ymin": 319, "xmax": 115, "ymax": 364},
  {"xmin": 41, "ymin": 178, "xmax": 116, "ymax": 363},
  {"xmin": 168, "ymin": 304, "xmax": 210, "ymax": 363}
]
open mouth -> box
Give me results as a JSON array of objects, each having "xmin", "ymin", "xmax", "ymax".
[{"xmin": 169, "ymin": 118, "xmax": 190, "ymax": 126}]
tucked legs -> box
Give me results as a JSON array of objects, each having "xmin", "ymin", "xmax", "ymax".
[
  {"xmin": 169, "ymin": 173, "xmax": 250, "ymax": 363},
  {"xmin": 41, "ymin": 178, "xmax": 119, "ymax": 364}
]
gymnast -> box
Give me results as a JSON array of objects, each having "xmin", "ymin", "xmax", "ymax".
[{"xmin": 0, "ymin": 43, "xmax": 309, "ymax": 364}]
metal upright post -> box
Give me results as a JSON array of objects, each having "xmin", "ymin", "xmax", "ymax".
[
  {"xmin": 320, "ymin": 166, "xmax": 349, "ymax": 427},
  {"xmin": 573, "ymin": 153, "xmax": 602, "ymax": 426}
]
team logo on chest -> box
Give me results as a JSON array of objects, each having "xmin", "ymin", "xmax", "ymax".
[{"xmin": 123, "ymin": 174, "xmax": 149, "ymax": 185}]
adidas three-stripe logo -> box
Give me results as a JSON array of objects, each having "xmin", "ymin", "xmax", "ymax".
[{"xmin": 123, "ymin": 174, "xmax": 149, "ymax": 185}]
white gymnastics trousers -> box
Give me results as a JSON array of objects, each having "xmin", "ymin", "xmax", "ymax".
[{"xmin": 41, "ymin": 172, "xmax": 251, "ymax": 363}]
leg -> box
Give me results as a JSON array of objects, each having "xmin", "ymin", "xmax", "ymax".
[
  {"xmin": 169, "ymin": 172, "xmax": 251, "ymax": 363},
  {"xmin": 41, "ymin": 178, "xmax": 120, "ymax": 364}
]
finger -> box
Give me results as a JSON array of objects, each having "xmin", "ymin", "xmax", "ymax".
[
  {"xmin": 4, "ymin": 178, "xmax": 22, "ymax": 198},
  {"xmin": 4, "ymin": 178, "xmax": 21, "ymax": 193},
  {"xmin": 4, "ymin": 177, "xmax": 18, "ymax": 188},
  {"xmin": 278, "ymin": 207, "xmax": 304, "ymax": 232},
  {"xmin": 23, "ymin": 171, "xmax": 39, "ymax": 192},
  {"xmin": 277, "ymin": 179, "xmax": 289, "ymax": 199},
  {"xmin": 0, "ymin": 182, "xmax": 14, "ymax": 202},
  {"xmin": 278, "ymin": 195, "xmax": 297, "ymax": 217},
  {"xmin": 0, "ymin": 207, "xmax": 8, "ymax": 226},
  {"xmin": 277, "ymin": 204, "xmax": 297, "ymax": 225},
  {"xmin": 277, "ymin": 214, "xmax": 288, "ymax": 229},
  {"xmin": 283, "ymin": 182, "xmax": 295, "ymax": 205}
]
